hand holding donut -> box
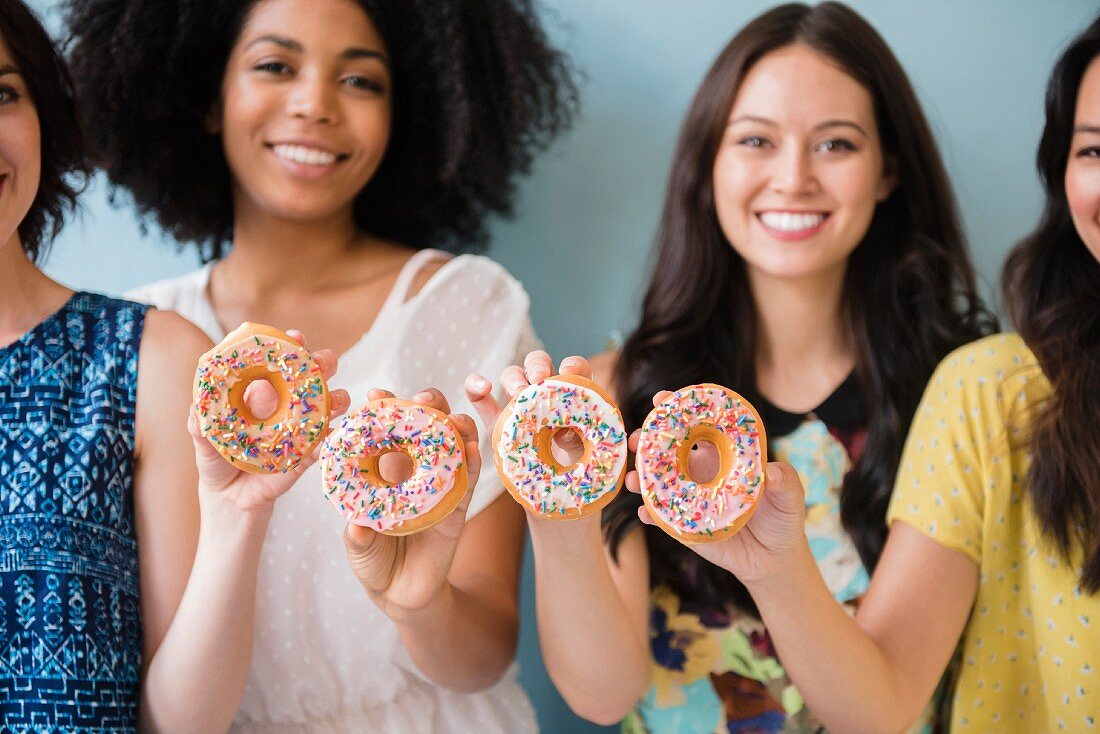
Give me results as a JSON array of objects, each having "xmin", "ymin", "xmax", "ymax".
[
  {"xmin": 341, "ymin": 387, "xmax": 484, "ymax": 620},
  {"xmin": 189, "ymin": 327, "xmax": 351, "ymax": 513},
  {"xmin": 626, "ymin": 389, "xmax": 808, "ymax": 584}
]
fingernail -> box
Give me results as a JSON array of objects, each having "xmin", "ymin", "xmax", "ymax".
[
  {"xmin": 414, "ymin": 391, "xmax": 432, "ymax": 402},
  {"xmin": 468, "ymin": 376, "xmax": 489, "ymax": 391},
  {"xmin": 767, "ymin": 463, "xmax": 782, "ymax": 482},
  {"xmin": 530, "ymin": 366, "xmax": 549, "ymax": 379},
  {"xmin": 561, "ymin": 357, "xmax": 581, "ymax": 368}
]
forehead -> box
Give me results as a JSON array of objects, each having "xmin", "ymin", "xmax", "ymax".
[
  {"xmin": 731, "ymin": 44, "xmax": 875, "ymax": 124},
  {"xmin": 1076, "ymin": 56, "xmax": 1100, "ymax": 123},
  {"xmin": 238, "ymin": 0, "xmax": 386, "ymax": 51}
]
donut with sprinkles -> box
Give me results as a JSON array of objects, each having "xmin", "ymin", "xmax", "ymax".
[
  {"xmin": 637, "ymin": 384, "xmax": 766, "ymax": 543},
  {"xmin": 494, "ymin": 374, "xmax": 628, "ymax": 519},
  {"xmin": 193, "ymin": 323, "xmax": 330, "ymax": 474},
  {"xmin": 321, "ymin": 398, "xmax": 468, "ymax": 535}
]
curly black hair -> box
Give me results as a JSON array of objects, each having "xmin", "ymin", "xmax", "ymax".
[
  {"xmin": 63, "ymin": 0, "xmax": 578, "ymax": 261},
  {"xmin": 0, "ymin": 0, "xmax": 87, "ymax": 262}
]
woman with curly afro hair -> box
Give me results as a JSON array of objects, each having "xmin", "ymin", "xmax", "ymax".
[{"xmin": 64, "ymin": 0, "xmax": 578, "ymax": 730}]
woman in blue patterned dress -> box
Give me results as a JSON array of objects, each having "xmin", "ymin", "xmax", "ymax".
[{"xmin": 0, "ymin": 2, "xmax": 348, "ymax": 731}]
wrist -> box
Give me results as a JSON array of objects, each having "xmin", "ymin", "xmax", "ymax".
[
  {"xmin": 198, "ymin": 489, "xmax": 273, "ymax": 539},
  {"xmin": 742, "ymin": 538, "xmax": 816, "ymax": 598}
]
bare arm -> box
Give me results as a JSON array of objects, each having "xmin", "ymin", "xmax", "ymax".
[
  {"xmin": 134, "ymin": 315, "xmax": 348, "ymax": 733},
  {"xmin": 491, "ymin": 350, "xmax": 650, "ymax": 724},
  {"xmin": 631, "ymin": 456, "xmax": 978, "ymax": 734}
]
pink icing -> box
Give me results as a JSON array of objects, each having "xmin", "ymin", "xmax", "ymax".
[
  {"xmin": 321, "ymin": 402, "xmax": 464, "ymax": 532},
  {"xmin": 637, "ymin": 385, "xmax": 764, "ymax": 537}
]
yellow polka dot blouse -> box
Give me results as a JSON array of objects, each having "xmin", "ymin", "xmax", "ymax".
[{"xmin": 889, "ymin": 333, "xmax": 1098, "ymax": 733}]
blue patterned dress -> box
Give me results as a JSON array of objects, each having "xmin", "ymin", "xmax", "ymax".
[{"xmin": 0, "ymin": 292, "xmax": 147, "ymax": 733}]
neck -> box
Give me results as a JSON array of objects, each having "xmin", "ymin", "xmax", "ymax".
[
  {"xmin": 750, "ymin": 264, "xmax": 854, "ymax": 406},
  {"xmin": 218, "ymin": 194, "xmax": 363, "ymax": 298},
  {"xmin": 0, "ymin": 234, "xmax": 72, "ymax": 339}
]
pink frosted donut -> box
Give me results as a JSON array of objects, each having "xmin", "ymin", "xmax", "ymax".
[
  {"xmin": 321, "ymin": 398, "xmax": 468, "ymax": 535},
  {"xmin": 637, "ymin": 384, "xmax": 767, "ymax": 543},
  {"xmin": 193, "ymin": 323, "xmax": 330, "ymax": 474}
]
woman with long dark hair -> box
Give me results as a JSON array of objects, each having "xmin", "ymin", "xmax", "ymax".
[
  {"xmin": 616, "ymin": 11, "xmax": 1100, "ymax": 734},
  {"xmin": 479, "ymin": 2, "xmax": 994, "ymax": 730}
]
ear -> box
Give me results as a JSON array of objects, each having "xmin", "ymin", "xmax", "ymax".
[
  {"xmin": 204, "ymin": 98, "xmax": 223, "ymax": 135},
  {"xmin": 877, "ymin": 156, "xmax": 899, "ymax": 202}
]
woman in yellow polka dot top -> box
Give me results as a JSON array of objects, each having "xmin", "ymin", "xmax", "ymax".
[{"xmin": 624, "ymin": 12, "xmax": 1100, "ymax": 733}]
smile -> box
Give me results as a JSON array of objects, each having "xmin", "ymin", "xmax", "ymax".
[
  {"xmin": 269, "ymin": 144, "xmax": 345, "ymax": 166},
  {"xmin": 756, "ymin": 211, "xmax": 830, "ymax": 240}
]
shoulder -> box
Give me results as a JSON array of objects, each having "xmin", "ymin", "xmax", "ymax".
[
  {"xmin": 125, "ymin": 266, "xmax": 210, "ymax": 311},
  {"xmin": 406, "ymin": 253, "xmax": 530, "ymax": 311},
  {"xmin": 924, "ymin": 333, "xmax": 1045, "ymax": 410},
  {"xmin": 589, "ymin": 349, "xmax": 620, "ymax": 396},
  {"xmin": 933, "ymin": 333, "xmax": 1037, "ymax": 381},
  {"xmin": 138, "ymin": 310, "xmax": 214, "ymax": 378}
]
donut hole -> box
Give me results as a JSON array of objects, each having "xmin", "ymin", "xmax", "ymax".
[
  {"xmin": 536, "ymin": 426, "xmax": 590, "ymax": 474},
  {"xmin": 377, "ymin": 450, "xmax": 414, "ymax": 484},
  {"xmin": 228, "ymin": 367, "xmax": 290, "ymax": 424},
  {"xmin": 687, "ymin": 439, "xmax": 721, "ymax": 484}
]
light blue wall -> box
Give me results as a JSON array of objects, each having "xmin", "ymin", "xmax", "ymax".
[{"xmin": 28, "ymin": 1, "xmax": 1098, "ymax": 732}]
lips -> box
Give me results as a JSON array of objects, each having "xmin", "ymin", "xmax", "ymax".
[{"xmin": 756, "ymin": 210, "xmax": 830, "ymax": 241}]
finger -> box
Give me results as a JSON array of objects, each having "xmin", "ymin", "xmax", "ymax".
[
  {"xmin": 412, "ymin": 387, "xmax": 451, "ymax": 415},
  {"xmin": 558, "ymin": 355, "xmax": 592, "ymax": 379},
  {"xmin": 313, "ymin": 348, "xmax": 338, "ymax": 380},
  {"xmin": 243, "ymin": 379, "xmax": 279, "ymax": 421},
  {"xmin": 500, "ymin": 365, "xmax": 531, "ymax": 398},
  {"xmin": 329, "ymin": 388, "xmax": 351, "ymax": 418},
  {"xmin": 627, "ymin": 428, "xmax": 641, "ymax": 453},
  {"xmin": 763, "ymin": 462, "xmax": 806, "ymax": 515},
  {"xmin": 368, "ymin": 387, "xmax": 395, "ymax": 402},
  {"xmin": 465, "ymin": 373, "xmax": 502, "ymax": 430},
  {"xmin": 285, "ymin": 329, "xmax": 306, "ymax": 348},
  {"xmin": 625, "ymin": 469, "xmax": 640, "ymax": 494},
  {"xmin": 189, "ymin": 405, "xmax": 240, "ymax": 488},
  {"xmin": 523, "ymin": 350, "xmax": 554, "ymax": 383},
  {"xmin": 636, "ymin": 505, "xmax": 655, "ymax": 526},
  {"xmin": 451, "ymin": 413, "xmax": 481, "ymax": 513},
  {"xmin": 651, "ymin": 390, "xmax": 673, "ymax": 408}
]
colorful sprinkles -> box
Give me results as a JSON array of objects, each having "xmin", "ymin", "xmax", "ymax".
[
  {"xmin": 637, "ymin": 384, "xmax": 764, "ymax": 537},
  {"xmin": 496, "ymin": 378, "xmax": 628, "ymax": 516},
  {"xmin": 320, "ymin": 400, "xmax": 465, "ymax": 533},
  {"xmin": 194, "ymin": 328, "xmax": 328, "ymax": 473}
]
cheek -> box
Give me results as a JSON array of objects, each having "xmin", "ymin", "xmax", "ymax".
[
  {"xmin": 1066, "ymin": 161, "xmax": 1100, "ymax": 260},
  {"xmin": 712, "ymin": 152, "xmax": 757, "ymax": 225}
]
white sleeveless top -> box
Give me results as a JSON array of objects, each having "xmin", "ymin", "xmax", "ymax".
[{"xmin": 128, "ymin": 250, "xmax": 540, "ymax": 733}]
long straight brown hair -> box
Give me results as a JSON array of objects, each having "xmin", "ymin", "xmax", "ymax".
[
  {"xmin": 604, "ymin": 2, "xmax": 996, "ymax": 611},
  {"xmin": 1003, "ymin": 14, "xmax": 1100, "ymax": 594}
]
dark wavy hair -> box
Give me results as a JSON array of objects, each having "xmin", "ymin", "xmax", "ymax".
[
  {"xmin": 63, "ymin": 0, "xmax": 578, "ymax": 261},
  {"xmin": 1002, "ymin": 14, "xmax": 1100, "ymax": 594},
  {"xmin": 0, "ymin": 0, "xmax": 87, "ymax": 262},
  {"xmin": 604, "ymin": 2, "xmax": 996, "ymax": 612}
]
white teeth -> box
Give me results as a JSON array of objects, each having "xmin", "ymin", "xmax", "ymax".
[
  {"xmin": 759, "ymin": 211, "xmax": 826, "ymax": 232},
  {"xmin": 272, "ymin": 144, "xmax": 338, "ymax": 166}
]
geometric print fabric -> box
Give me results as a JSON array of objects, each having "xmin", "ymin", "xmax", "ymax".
[{"xmin": 0, "ymin": 293, "xmax": 147, "ymax": 732}]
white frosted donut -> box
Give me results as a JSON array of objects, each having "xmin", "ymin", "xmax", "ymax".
[
  {"xmin": 493, "ymin": 374, "xmax": 628, "ymax": 519},
  {"xmin": 637, "ymin": 384, "xmax": 766, "ymax": 543},
  {"xmin": 321, "ymin": 398, "xmax": 468, "ymax": 536}
]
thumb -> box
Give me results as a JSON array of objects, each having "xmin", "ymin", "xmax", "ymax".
[
  {"xmin": 343, "ymin": 522, "xmax": 398, "ymax": 593},
  {"xmin": 762, "ymin": 462, "xmax": 806, "ymax": 518}
]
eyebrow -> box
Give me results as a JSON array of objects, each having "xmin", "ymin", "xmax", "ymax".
[
  {"xmin": 244, "ymin": 34, "xmax": 390, "ymax": 65},
  {"xmin": 1074, "ymin": 124, "xmax": 1100, "ymax": 134},
  {"xmin": 728, "ymin": 115, "xmax": 868, "ymax": 136},
  {"xmin": 0, "ymin": 64, "xmax": 19, "ymax": 77}
]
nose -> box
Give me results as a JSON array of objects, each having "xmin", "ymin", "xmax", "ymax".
[
  {"xmin": 285, "ymin": 73, "xmax": 337, "ymax": 124},
  {"xmin": 770, "ymin": 144, "xmax": 817, "ymax": 196}
]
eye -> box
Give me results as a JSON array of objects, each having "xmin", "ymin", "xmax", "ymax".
[
  {"xmin": 253, "ymin": 60, "xmax": 293, "ymax": 76},
  {"xmin": 0, "ymin": 85, "xmax": 21, "ymax": 105},
  {"xmin": 816, "ymin": 138, "xmax": 857, "ymax": 153},
  {"xmin": 1076, "ymin": 146, "xmax": 1100, "ymax": 159},
  {"xmin": 737, "ymin": 135, "xmax": 771, "ymax": 149},
  {"xmin": 342, "ymin": 75, "xmax": 385, "ymax": 94}
]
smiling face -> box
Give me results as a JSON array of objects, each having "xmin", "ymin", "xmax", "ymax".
[
  {"xmin": 0, "ymin": 31, "xmax": 40, "ymax": 254},
  {"xmin": 1066, "ymin": 55, "xmax": 1100, "ymax": 264},
  {"xmin": 218, "ymin": 0, "xmax": 392, "ymax": 226},
  {"xmin": 712, "ymin": 44, "xmax": 893, "ymax": 286}
]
